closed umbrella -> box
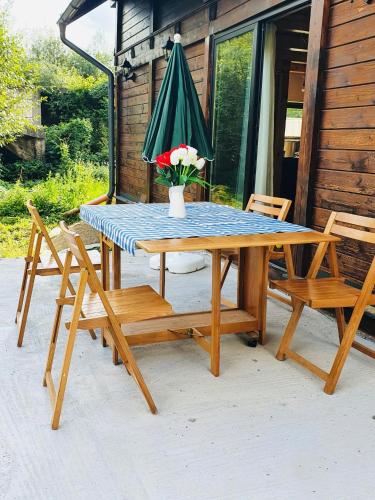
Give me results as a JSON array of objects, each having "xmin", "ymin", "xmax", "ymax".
[{"xmin": 142, "ymin": 34, "xmax": 214, "ymax": 162}]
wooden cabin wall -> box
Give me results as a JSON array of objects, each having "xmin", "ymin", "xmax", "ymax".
[
  {"xmin": 116, "ymin": 0, "xmax": 287, "ymax": 203},
  {"xmin": 312, "ymin": 0, "xmax": 375, "ymax": 284},
  {"xmin": 117, "ymin": 63, "xmax": 150, "ymax": 200}
]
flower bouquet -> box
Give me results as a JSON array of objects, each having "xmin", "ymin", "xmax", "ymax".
[{"xmin": 155, "ymin": 144, "xmax": 209, "ymax": 218}]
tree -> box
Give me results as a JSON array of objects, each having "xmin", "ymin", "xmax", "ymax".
[
  {"xmin": 0, "ymin": 11, "xmax": 38, "ymax": 146},
  {"xmin": 29, "ymin": 34, "xmax": 112, "ymax": 91}
]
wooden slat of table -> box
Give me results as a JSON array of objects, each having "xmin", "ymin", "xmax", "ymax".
[{"xmin": 137, "ymin": 231, "xmax": 339, "ymax": 253}]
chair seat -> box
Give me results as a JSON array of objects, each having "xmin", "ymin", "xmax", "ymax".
[
  {"xmin": 39, "ymin": 250, "xmax": 101, "ymax": 272},
  {"xmin": 271, "ymin": 277, "xmax": 375, "ymax": 309},
  {"xmin": 80, "ymin": 285, "xmax": 173, "ymax": 327}
]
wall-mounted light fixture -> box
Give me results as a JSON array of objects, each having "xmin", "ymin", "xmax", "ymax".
[
  {"xmin": 122, "ymin": 59, "xmax": 136, "ymax": 82},
  {"xmin": 162, "ymin": 36, "xmax": 174, "ymax": 61}
]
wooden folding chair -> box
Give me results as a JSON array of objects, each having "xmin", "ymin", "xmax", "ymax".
[
  {"xmin": 272, "ymin": 211, "xmax": 375, "ymax": 394},
  {"xmin": 44, "ymin": 222, "xmax": 173, "ymax": 429},
  {"xmin": 220, "ymin": 193, "xmax": 294, "ymax": 307},
  {"xmin": 15, "ymin": 200, "xmax": 101, "ymax": 347}
]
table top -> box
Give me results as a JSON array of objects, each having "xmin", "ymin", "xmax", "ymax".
[
  {"xmin": 80, "ymin": 202, "xmax": 337, "ymax": 254},
  {"xmin": 137, "ymin": 231, "xmax": 339, "ymax": 253}
]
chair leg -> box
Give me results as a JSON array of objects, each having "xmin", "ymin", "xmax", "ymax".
[
  {"xmin": 335, "ymin": 307, "xmax": 345, "ymax": 343},
  {"xmin": 15, "ymin": 259, "xmax": 30, "ymax": 323},
  {"xmin": 112, "ymin": 344, "xmax": 119, "ymax": 365},
  {"xmin": 108, "ymin": 324, "xmax": 157, "ymax": 414},
  {"xmin": 324, "ymin": 309, "xmax": 365, "ymax": 395},
  {"xmin": 50, "ymin": 271, "xmax": 87, "ymax": 430},
  {"xmin": 17, "ymin": 233, "xmax": 42, "ymax": 347},
  {"xmin": 276, "ymin": 301, "xmax": 305, "ymax": 361},
  {"xmin": 220, "ymin": 257, "xmax": 232, "ymax": 290},
  {"xmin": 43, "ymin": 303, "xmax": 64, "ymax": 387}
]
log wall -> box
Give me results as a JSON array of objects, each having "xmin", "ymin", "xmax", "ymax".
[
  {"xmin": 116, "ymin": 0, "xmax": 286, "ymax": 203},
  {"xmin": 312, "ymin": 0, "xmax": 375, "ymax": 283},
  {"xmin": 116, "ymin": 0, "xmax": 375, "ymax": 287}
]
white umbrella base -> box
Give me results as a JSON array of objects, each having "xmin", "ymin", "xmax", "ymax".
[{"xmin": 149, "ymin": 252, "xmax": 206, "ymax": 274}]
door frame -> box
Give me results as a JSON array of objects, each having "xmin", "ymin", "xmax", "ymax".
[
  {"xmin": 209, "ymin": 21, "xmax": 263, "ymax": 209},
  {"xmin": 208, "ymin": 0, "xmax": 318, "ymax": 214}
]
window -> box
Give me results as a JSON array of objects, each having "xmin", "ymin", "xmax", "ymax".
[{"xmin": 210, "ymin": 29, "xmax": 256, "ymax": 208}]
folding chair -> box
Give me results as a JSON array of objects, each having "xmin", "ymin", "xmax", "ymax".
[
  {"xmin": 220, "ymin": 193, "xmax": 294, "ymax": 307},
  {"xmin": 15, "ymin": 200, "xmax": 101, "ymax": 347},
  {"xmin": 272, "ymin": 211, "xmax": 375, "ymax": 394},
  {"xmin": 44, "ymin": 222, "xmax": 173, "ymax": 429}
]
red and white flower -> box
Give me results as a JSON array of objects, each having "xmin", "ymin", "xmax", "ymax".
[{"xmin": 154, "ymin": 144, "xmax": 209, "ymax": 189}]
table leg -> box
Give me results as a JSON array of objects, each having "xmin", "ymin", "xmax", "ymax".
[
  {"xmin": 210, "ymin": 249, "xmax": 221, "ymax": 377},
  {"xmin": 100, "ymin": 234, "xmax": 110, "ymax": 348},
  {"xmin": 111, "ymin": 243, "xmax": 121, "ymax": 365},
  {"xmin": 238, "ymin": 246, "xmax": 268, "ymax": 345},
  {"xmin": 112, "ymin": 243, "xmax": 121, "ymax": 289},
  {"xmin": 159, "ymin": 252, "xmax": 166, "ymax": 298}
]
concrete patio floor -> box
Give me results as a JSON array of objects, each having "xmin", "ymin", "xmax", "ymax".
[{"xmin": 0, "ymin": 252, "xmax": 374, "ymax": 500}]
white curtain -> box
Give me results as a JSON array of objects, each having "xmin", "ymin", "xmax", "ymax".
[{"xmin": 254, "ymin": 24, "xmax": 276, "ymax": 196}]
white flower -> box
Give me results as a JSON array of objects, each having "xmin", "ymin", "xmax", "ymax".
[
  {"xmin": 195, "ymin": 158, "xmax": 206, "ymax": 170},
  {"xmin": 182, "ymin": 154, "xmax": 191, "ymax": 166},
  {"xmin": 187, "ymin": 146, "xmax": 197, "ymax": 155},
  {"xmin": 188, "ymin": 151, "xmax": 198, "ymax": 165},
  {"xmin": 170, "ymin": 149, "xmax": 180, "ymax": 165}
]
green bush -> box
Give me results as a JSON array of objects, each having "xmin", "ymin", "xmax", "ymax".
[
  {"xmin": 42, "ymin": 82, "xmax": 108, "ymax": 163},
  {"xmin": 0, "ymin": 182, "xmax": 28, "ymax": 217},
  {"xmin": 0, "ymin": 161, "xmax": 108, "ymax": 219},
  {"xmin": 0, "ymin": 217, "xmax": 37, "ymax": 258},
  {"xmin": 45, "ymin": 118, "xmax": 93, "ymax": 167},
  {"xmin": 0, "ymin": 159, "xmax": 53, "ymax": 182}
]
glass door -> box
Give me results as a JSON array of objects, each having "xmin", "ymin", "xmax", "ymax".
[{"xmin": 210, "ymin": 24, "xmax": 261, "ymax": 208}]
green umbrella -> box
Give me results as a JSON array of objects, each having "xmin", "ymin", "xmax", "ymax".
[{"xmin": 142, "ymin": 34, "xmax": 214, "ymax": 163}]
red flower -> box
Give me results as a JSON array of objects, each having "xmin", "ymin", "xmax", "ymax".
[
  {"xmin": 178, "ymin": 144, "xmax": 188, "ymax": 149},
  {"xmin": 155, "ymin": 152, "xmax": 171, "ymax": 169}
]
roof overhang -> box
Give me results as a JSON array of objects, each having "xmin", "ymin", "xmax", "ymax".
[{"xmin": 58, "ymin": 0, "xmax": 108, "ymax": 25}]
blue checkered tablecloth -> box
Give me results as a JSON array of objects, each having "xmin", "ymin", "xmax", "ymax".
[{"xmin": 80, "ymin": 202, "xmax": 310, "ymax": 255}]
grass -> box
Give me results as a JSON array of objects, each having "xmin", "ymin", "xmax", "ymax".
[{"xmin": 0, "ymin": 161, "xmax": 108, "ymax": 258}]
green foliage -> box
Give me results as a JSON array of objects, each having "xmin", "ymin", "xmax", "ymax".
[
  {"xmin": 0, "ymin": 161, "xmax": 108, "ymax": 219},
  {"xmin": 0, "ymin": 161, "xmax": 108, "ymax": 257},
  {"xmin": 30, "ymin": 35, "xmax": 111, "ymax": 92},
  {"xmin": 211, "ymin": 31, "xmax": 253, "ymax": 200},
  {"xmin": 42, "ymin": 83, "xmax": 108, "ymax": 162},
  {"xmin": 0, "ymin": 11, "xmax": 39, "ymax": 146},
  {"xmin": 0, "ymin": 216, "xmax": 37, "ymax": 258},
  {"xmin": 0, "ymin": 181, "xmax": 28, "ymax": 217},
  {"xmin": 211, "ymin": 184, "xmax": 242, "ymax": 209},
  {"xmin": 45, "ymin": 118, "xmax": 93, "ymax": 166},
  {"xmin": 0, "ymin": 159, "xmax": 52, "ymax": 182},
  {"xmin": 0, "ymin": 27, "xmax": 111, "ymax": 257},
  {"xmin": 287, "ymin": 107, "xmax": 303, "ymax": 118},
  {"xmin": 26, "ymin": 34, "xmax": 111, "ymax": 165}
]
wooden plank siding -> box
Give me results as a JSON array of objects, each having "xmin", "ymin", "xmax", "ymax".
[
  {"xmin": 116, "ymin": 0, "xmax": 374, "ymax": 288},
  {"xmin": 118, "ymin": 63, "xmax": 150, "ymax": 201},
  {"xmin": 312, "ymin": 0, "xmax": 375, "ymax": 283},
  {"xmin": 117, "ymin": 0, "xmax": 287, "ymax": 203}
]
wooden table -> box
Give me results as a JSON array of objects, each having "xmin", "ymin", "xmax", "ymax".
[{"xmin": 100, "ymin": 230, "xmax": 339, "ymax": 377}]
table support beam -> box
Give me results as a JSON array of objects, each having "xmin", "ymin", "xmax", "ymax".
[{"xmin": 210, "ymin": 249, "xmax": 221, "ymax": 376}]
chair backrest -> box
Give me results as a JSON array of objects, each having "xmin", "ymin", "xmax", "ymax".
[
  {"xmin": 329, "ymin": 212, "xmax": 375, "ymax": 245},
  {"xmin": 59, "ymin": 221, "xmax": 101, "ymax": 292},
  {"xmin": 245, "ymin": 194, "xmax": 291, "ymax": 221},
  {"xmin": 312, "ymin": 212, "xmax": 375, "ymax": 297},
  {"xmin": 26, "ymin": 200, "xmax": 65, "ymax": 271}
]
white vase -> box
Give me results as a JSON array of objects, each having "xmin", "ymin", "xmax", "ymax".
[{"xmin": 168, "ymin": 184, "xmax": 186, "ymax": 218}]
